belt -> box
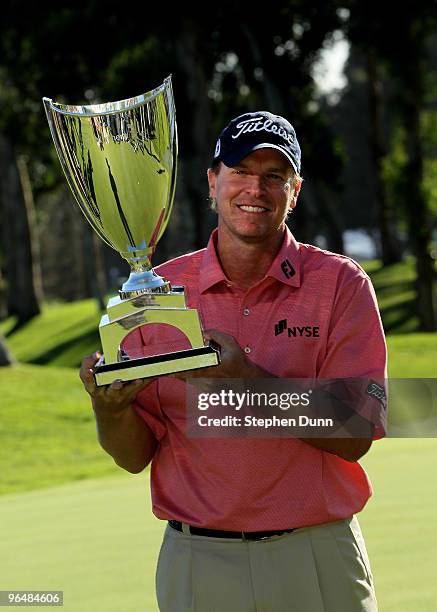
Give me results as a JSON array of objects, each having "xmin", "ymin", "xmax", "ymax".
[{"xmin": 168, "ymin": 520, "xmax": 295, "ymax": 541}]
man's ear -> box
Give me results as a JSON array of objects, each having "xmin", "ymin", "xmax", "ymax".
[
  {"xmin": 289, "ymin": 180, "xmax": 302, "ymax": 209},
  {"xmin": 207, "ymin": 168, "xmax": 217, "ymax": 198}
]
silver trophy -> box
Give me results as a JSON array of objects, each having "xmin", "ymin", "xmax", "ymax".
[{"xmin": 43, "ymin": 76, "xmax": 219, "ymax": 385}]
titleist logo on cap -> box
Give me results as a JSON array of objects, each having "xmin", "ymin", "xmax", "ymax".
[
  {"xmin": 231, "ymin": 117, "xmax": 295, "ymax": 146},
  {"xmin": 211, "ymin": 110, "xmax": 301, "ymax": 173}
]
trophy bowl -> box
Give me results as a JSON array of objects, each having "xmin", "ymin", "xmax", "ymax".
[{"xmin": 43, "ymin": 76, "xmax": 220, "ymax": 385}]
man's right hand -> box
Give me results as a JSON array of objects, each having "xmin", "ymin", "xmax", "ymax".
[
  {"xmin": 79, "ymin": 352, "xmax": 153, "ymax": 415},
  {"xmin": 79, "ymin": 352, "xmax": 158, "ymax": 473}
]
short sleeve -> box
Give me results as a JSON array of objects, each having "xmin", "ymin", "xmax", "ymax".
[{"xmin": 318, "ymin": 263, "xmax": 387, "ymax": 438}]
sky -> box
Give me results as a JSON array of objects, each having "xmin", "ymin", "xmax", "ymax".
[{"xmin": 312, "ymin": 32, "xmax": 350, "ymax": 97}]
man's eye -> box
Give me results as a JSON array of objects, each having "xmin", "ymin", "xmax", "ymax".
[{"xmin": 267, "ymin": 173, "xmax": 284, "ymax": 182}]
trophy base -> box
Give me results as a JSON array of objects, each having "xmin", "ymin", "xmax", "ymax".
[{"xmin": 94, "ymin": 346, "xmax": 220, "ymax": 386}]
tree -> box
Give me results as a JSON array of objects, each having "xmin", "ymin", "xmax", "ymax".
[
  {"xmin": 0, "ymin": 1, "xmax": 379, "ymax": 304},
  {"xmin": 366, "ymin": 50, "xmax": 403, "ymax": 265},
  {"xmin": 399, "ymin": 15, "xmax": 436, "ymax": 330},
  {"xmin": 0, "ymin": 135, "xmax": 43, "ymax": 324},
  {"xmin": 346, "ymin": 0, "xmax": 437, "ymax": 330}
]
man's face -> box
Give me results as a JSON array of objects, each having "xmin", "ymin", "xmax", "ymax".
[{"xmin": 207, "ymin": 149, "xmax": 300, "ymax": 243}]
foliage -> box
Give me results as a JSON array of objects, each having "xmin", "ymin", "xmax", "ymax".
[
  {"xmin": 422, "ymin": 110, "xmax": 437, "ymax": 215},
  {"xmin": 381, "ymin": 125, "xmax": 408, "ymax": 229},
  {"xmin": 0, "ymin": 1, "xmax": 347, "ymax": 195},
  {"xmin": 1, "ymin": 1, "xmax": 437, "ymax": 325}
]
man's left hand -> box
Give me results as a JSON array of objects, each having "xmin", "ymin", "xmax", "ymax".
[{"xmin": 172, "ymin": 329, "xmax": 270, "ymax": 388}]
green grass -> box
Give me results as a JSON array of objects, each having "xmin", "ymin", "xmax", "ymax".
[
  {"xmin": 0, "ymin": 474, "xmax": 164, "ymax": 612},
  {"xmin": 0, "ymin": 257, "xmax": 435, "ymax": 610},
  {"xmin": 0, "ymin": 441, "xmax": 436, "ymax": 612},
  {"xmin": 387, "ymin": 334, "xmax": 437, "ymax": 376},
  {"xmin": 360, "ymin": 438, "xmax": 437, "ymax": 611},
  {"xmin": 0, "ymin": 299, "xmax": 101, "ymax": 367},
  {"xmin": 0, "ymin": 364, "xmax": 120, "ymax": 494}
]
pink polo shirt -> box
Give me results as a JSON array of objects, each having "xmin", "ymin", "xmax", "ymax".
[{"xmin": 129, "ymin": 227, "xmax": 387, "ymax": 531}]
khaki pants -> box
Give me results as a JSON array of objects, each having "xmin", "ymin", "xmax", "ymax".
[{"xmin": 155, "ymin": 516, "xmax": 377, "ymax": 612}]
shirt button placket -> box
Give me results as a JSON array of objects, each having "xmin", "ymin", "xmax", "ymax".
[{"xmin": 242, "ymin": 300, "xmax": 252, "ymax": 355}]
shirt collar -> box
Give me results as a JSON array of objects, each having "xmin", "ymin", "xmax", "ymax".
[
  {"xmin": 198, "ymin": 229, "xmax": 228, "ymax": 293},
  {"xmin": 199, "ymin": 226, "xmax": 301, "ymax": 293},
  {"xmin": 266, "ymin": 225, "xmax": 301, "ymax": 288}
]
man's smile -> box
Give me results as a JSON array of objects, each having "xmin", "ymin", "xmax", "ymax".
[{"xmin": 236, "ymin": 204, "xmax": 270, "ymax": 213}]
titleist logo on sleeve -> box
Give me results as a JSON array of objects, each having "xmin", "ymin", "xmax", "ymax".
[{"xmin": 231, "ymin": 117, "xmax": 294, "ymax": 144}]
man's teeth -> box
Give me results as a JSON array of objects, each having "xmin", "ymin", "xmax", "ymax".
[{"xmin": 238, "ymin": 205, "xmax": 267, "ymax": 213}]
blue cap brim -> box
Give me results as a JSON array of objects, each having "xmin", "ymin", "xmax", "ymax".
[{"xmin": 220, "ymin": 143, "xmax": 299, "ymax": 174}]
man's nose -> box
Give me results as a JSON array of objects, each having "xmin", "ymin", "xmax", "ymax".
[{"xmin": 244, "ymin": 174, "xmax": 265, "ymax": 193}]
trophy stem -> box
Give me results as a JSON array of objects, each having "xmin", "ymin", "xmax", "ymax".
[{"xmin": 120, "ymin": 267, "xmax": 171, "ymax": 298}]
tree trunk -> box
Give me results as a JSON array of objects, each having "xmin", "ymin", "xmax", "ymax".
[
  {"xmin": 366, "ymin": 51, "xmax": 402, "ymax": 265},
  {"xmin": 401, "ymin": 24, "xmax": 435, "ymax": 331},
  {"xmin": 242, "ymin": 24, "xmax": 287, "ymax": 114},
  {"xmin": 81, "ymin": 221, "xmax": 107, "ymax": 310},
  {"xmin": 92, "ymin": 231, "xmax": 107, "ymax": 310},
  {"xmin": 317, "ymin": 182, "xmax": 345, "ymax": 254},
  {"xmin": 0, "ymin": 135, "xmax": 43, "ymax": 324},
  {"xmin": 176, "ymin": 19, "xmax": 216, "ymax": 249},
  {"xmin": 0, "ymin": 268, "xmax": 7, "ymax": 319}
]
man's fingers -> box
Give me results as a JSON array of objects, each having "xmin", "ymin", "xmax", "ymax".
[
  {"xmin": 80, "ymin": 352, "xmax": 101, "ymax": 379},
  {"xmin": 79, "ymin": 352, "xmax": 101, "ymax": 394},
  {"xmin": 80, "ymin": 351, "xmax": 156, "ymax": 401},
  {"xmin": 105, "ymin": 379, "xmax": 128, "ymax": 400},
  {"xmin": 79, "ymin": 351, "xmax": 102, "ymax": 395},
  {"xmin": 203, "ymin": 329, "xmax": 234, "ymax": 349},
  {"xmin": 81, "ymin": 351, "xmax": 101, "ymax": 369},
  {"xmin": 105, "ymin": 377, "xmax": 155, "ymax": 402},
  {"xmin": 123, "ymin": 379, "xmax": 154, "ymax": 402}
]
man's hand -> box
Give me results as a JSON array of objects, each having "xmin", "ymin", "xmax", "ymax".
[
  {"xmin": 189, "ymin": 330, "xmax": 255, "ymax": 378},
  {"xmin": 171, "ymin": 330, "xmax": 272, "ymax": 391},
  {"xmin": 80, "ymin": 352, "xmax": 153, "ymax": 416},
  {"xmin": 79, "ymin": 352, "xmax": 158, "ymax": 473}
]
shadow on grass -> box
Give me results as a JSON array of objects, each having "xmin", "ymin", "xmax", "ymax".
[
  {"xmin": 379, "ymin": 297, "xmax": 418, "ymax": 334},
  {"xmin": 366, "ymin": 258, "xmax": 414, "ymax": 278},
  {"xmin": 372, "ymin": 279, "xmax": 415, "ymax": 296},
  {"xmin": 31, "ymin": 328, "xmax": 100, "ymax": 366},
  {"xmin": 4, "ymin": 318, "xmax": 27, "ymax": 337},
  {"xmin": 364, "ymin": 265, "xmax": 417, "ymax": 334}
]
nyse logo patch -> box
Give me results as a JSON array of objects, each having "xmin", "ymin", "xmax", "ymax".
[{"xmin": 275, "ymin": 319, "xmax": 320, "ymax": 338}]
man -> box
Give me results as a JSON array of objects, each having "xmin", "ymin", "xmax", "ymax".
[{"xmin": 81, "ymin": 111, "xmax": 387, "ymax": 611}]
